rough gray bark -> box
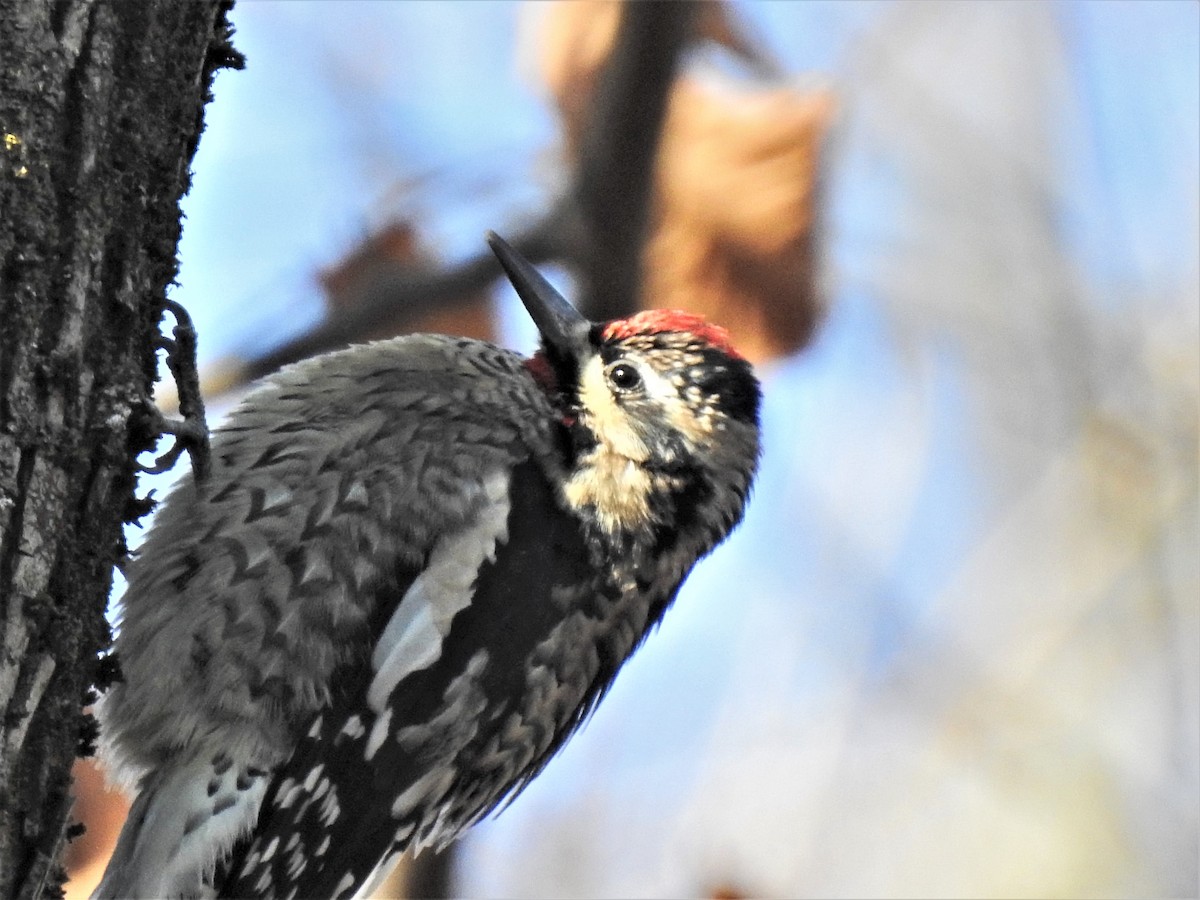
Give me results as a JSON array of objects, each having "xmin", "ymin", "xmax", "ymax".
[{"xmin": 0, "ymin": 3, "xmax": 240, "ymax": 897}]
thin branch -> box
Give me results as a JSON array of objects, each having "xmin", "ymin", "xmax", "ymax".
[
  {"xmin": 240, "ymin": 209, "xmax": 575, "ymax": 381},
  {"xmin": 227, "ymin": 2, "xmax": 699, "ymax": 385},
  {"xmin": 573, "ymin": 1, "xmax": 697, "ymax": 321}
]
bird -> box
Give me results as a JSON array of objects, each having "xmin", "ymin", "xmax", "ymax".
[{"xmin": 92, "ymin": 232, "xmax": 761, "ymax": 899}]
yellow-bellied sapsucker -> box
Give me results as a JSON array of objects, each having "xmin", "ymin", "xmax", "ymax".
[{"xmin": 93, "ymin": 234, "xmax": 761, "ymax": 899}]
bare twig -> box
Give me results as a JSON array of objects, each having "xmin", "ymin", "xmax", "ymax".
[
  {"xmin": 227, "ymin": 2, "xmax": 700, "ymax": 386},
  {"xmin": 572, "ymin": 1, "xmax": 697, "ymax": 320},
  {"xmin": 241, "ymin": 207, "xmax": 578, "ymax": 380}
]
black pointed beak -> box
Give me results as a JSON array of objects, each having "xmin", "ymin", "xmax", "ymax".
[{"xmin": 487, "ymin": 231, "xmax": 591, "ymax": 359}]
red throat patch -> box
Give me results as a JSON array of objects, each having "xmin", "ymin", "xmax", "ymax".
[
  {"xmin": 523, "ymin": 353, "xmax": 577, "ymax": 427},
  {"xmin": 523, "ymin": 352, "xmax": 557, "ymax": 391},
  {"xmin": 601, "ymin": 309, "xmax": 743, "ymax": 359}
]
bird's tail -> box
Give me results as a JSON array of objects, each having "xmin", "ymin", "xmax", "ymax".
[{"xmin": 91, "ymin": 756, "xmax": 267, "ymax": 899}]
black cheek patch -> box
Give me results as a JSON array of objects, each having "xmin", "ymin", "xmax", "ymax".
[{"xmin": 697, "ymin": 351, "xmax": 761, "ymax": 426}]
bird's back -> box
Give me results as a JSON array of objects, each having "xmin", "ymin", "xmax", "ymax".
[{"xmin": 96, "ymin": 334, "xmax": 561, "ymax": 897}]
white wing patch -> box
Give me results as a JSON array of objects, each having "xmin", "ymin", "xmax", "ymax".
[
  {"xmin": 367, "ymin": 471, "xmax": 510, "ymax": 712},
  {"xmin": 364, "ymin": 707, "xmax": 392, "ymax": 761}
]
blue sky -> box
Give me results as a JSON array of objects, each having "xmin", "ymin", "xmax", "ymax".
[
  {"xmin": 130, "ymin": 3, "xmax": 1198, "ymax": 894},
  {"xmin": 170, "ymin": 1, "xmax": 1198, "ymax": 364}
]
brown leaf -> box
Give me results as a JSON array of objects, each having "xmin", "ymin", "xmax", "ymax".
[{"xmin": 533, "ymin": 0, "xmax": 835, "ymax": 362}]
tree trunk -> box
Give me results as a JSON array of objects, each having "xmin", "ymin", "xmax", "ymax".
[{"xmin": 0, "ymin": 3, "xmax": 240, "ymax": 897}]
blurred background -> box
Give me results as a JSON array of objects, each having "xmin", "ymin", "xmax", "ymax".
[{"xmin": 67, "ymin": 1, "xmax": 1198, "ymax": 898}]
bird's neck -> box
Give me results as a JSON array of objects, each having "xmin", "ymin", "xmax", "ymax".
[
  {"xmin": 561, "ymin": 441, "xmax": 669, "ymax": 537},
  {"xmin": 522, "ymin": 351, "xmax": 557, "ymax": 394}
]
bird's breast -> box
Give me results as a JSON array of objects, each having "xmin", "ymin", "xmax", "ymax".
[{"xmin": 562, "ymin": 445, "xmax": 659, "ymax": 535}]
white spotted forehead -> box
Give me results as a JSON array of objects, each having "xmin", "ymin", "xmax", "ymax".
[{"xmin": 607, "ymin": 334, "xmax": 714, "ymax": 376}]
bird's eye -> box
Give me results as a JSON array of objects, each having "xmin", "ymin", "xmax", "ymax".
[{"xmin": 606, "ymin": 362, "xmax": 643, "ymax": 393}]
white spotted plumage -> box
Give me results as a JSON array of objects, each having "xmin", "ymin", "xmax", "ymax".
[
  {"xmin": 93, "ymin": 754, "xmax": 269, "ymax": 899},
  {"xmin": 94, "ymin": 235, "xmax": 760, "ymax": 899}
]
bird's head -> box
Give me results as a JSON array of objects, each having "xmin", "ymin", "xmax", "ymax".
[{"xmin": 488, "ymin": 232, "xmax": 760, "ymax": 546}]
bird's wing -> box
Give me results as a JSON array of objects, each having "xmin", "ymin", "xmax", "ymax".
[
  {"xmin": 217, "ymin": 458, "xmax": 618, "ymax": 900},
  {"xmin": 97, "ymin": 338, "xmax": 566, "ymax": 900}
]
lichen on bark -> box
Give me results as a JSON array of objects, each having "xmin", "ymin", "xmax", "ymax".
[{"xmin": 0, "ymin": 3, "xmax": 242, "ymax": 897}]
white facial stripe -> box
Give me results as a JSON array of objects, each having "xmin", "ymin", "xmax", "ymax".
[
  {"xmin": 568, "ymin": 352, "xmax": 721, "ymax": 533},
  {"xmin": 577, "ymin": 356, "xmax": 649, "ymax": 461},
  {"xmin": 367, "ymin": 471, "xmax": 510, "ymax": 713},
  {"xmin": 633, "ymin": 358, "xmax": 682, "ymax": 405}
]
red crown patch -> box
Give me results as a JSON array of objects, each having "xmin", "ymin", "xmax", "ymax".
[{"xmin": 601, "ymin": 310, "xmax": 743, "ymax": 360}]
